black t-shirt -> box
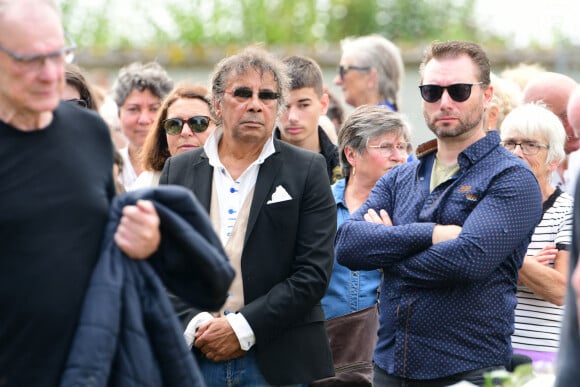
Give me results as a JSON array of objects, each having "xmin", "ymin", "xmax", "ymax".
[{"xmin": 0, "ymin": 103, "xmax": 115, "ymax": 386}]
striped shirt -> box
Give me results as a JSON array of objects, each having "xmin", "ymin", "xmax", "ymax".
[{"xmin": 512, "ymin": 187, "xmax": 573, "ymax": 354}]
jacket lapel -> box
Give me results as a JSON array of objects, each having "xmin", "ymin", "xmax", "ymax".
[
  {"xmin": 244, "ymin": 145, "xmax": 282, "ymax": 245},
  {"xmin": 190, "ymin": 152, "xmax": 213, "ymax": 212}
]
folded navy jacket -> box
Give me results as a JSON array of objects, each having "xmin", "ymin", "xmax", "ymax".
[{"xmin": 60, "ymin": 185, "xmax": 234, "ymax": 387}]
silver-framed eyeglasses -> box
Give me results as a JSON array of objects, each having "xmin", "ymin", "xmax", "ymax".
[
  {"xmin": 0, "ymin": 33, "xmax": 76, "ymax": 72},
  {"xmin": 501, "ymin": 141, "xmax": 549, "ymax": 155},
  {"xmin": 367, "ymin": 141, "xmax": 408, "ymax": 157}
]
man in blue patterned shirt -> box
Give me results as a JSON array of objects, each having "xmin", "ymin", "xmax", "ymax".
[{"xmin": 335, "ymin": 41, "xmax": 543, "ymax": 387}]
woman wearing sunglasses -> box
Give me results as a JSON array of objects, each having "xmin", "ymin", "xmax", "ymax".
[
  {"xmin": 500, "ymin": 103, "xmax": 572, "ymax": 366},
  {"xmin": 333, "ymin": 34, "xmax": 404, "ymax": 112},
  {"xmin": 131, "ymin": 82, "xmax": 215, "ymax": 190}
]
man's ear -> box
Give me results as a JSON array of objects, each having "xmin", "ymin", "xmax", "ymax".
[
  {"xmin": 213, "ymin": 98, "xmax": 221, "ymax": 119},
  {"xmin": 320, "ymin": 92, "xmax": 330, "ymax": 115},
  {"xmin": 487, "ymin": 104, "xmax": 499, "ymax": 130},
  {"xmin": 483, "ymin": 85, "xmax": 494, "ymax": 109}
]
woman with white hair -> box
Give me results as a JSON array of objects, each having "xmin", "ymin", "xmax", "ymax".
[
  {"xmin": 333, "ymin": 34, "xmax": 404, "ymax": 111},
  {"xmin": 500, "ymin": 103, "xmax": 573, "ymax": 365}
]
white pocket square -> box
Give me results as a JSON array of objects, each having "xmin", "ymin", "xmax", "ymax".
[{"xmin": 267, "ymin": 185, "xmax": 292, "ymax": 204}]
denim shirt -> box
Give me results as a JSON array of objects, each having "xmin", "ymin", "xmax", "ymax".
[
  {"xmin": 335, "ymin": 131, "xmax": 543, "ymax": 380},
  {"xmin": 321, "ymin": 178, "xmax": 381, "ymax": 320}
]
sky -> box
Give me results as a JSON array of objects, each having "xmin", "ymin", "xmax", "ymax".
[{"xmin": 474, "ymin": 0, "xmax": 580, "ymax": 47}]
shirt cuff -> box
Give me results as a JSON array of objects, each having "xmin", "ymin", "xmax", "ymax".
[
  {"xmin": 225, "ymin": 312, "xmax": 256, "ymax": 351},
  {"xmin": 183, "ymin": 311, "xmax": 214, "ymax": 348}
]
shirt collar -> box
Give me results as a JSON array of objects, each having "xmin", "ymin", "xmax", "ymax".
[
  {"xmin": 204, "ymin": 126, "xmax": 276, "ymax": 168},
  {"xmin": 458, "ymin": 130, "xmax": 501, "ymax": 168},
  {"xmin": 416, "ymin": 130, "xmax": 501, "ymax": 167},
  {"xmin": 332, "ymin": 178, "xmax": 346, "ymax": 204},
  {"xmin": 377, "ymin": 100, "xmax": 397, "ymax": 112}
]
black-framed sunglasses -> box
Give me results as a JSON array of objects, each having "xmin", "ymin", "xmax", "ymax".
[
  {"xmin": 419, "ymin": 82, "xmax": 484, "ymax": 103},
  {"xmin": 338, "ymin": 65, "xmax": 371, "ymax": 80},
  {"xmin": 225, "ymin": 87, "xmax": 280, "ymax": 102},
  {"xmin": 163, "ymin": 116, "xmax": 211, "ymax": 135},
  {"xmin": 65, "ymin": 98, "xmax": 88, "ymax": 108}
]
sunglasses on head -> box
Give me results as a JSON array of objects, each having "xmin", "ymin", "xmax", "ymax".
[
  {"xmin": 163, "ymin": 116, "xmax": 211, "ymax": 135},
  {"xmin": 418, "ymin": 82, "xmax": 484, "ymax": 103},
  {"xmin": 225, "ymin": 87, "xmax": 280, "ymax": 102}
]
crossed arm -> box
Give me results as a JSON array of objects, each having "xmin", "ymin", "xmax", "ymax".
[
  {"xmin": 336, "ymin": 167, "xmax": 543, "ymax": 287},
  {"xmin": 519, "ymin": 246, "xmax": 569, "ymax": 306},
  {"xmin": 364, "ymin": 208, "xmax": 462, "ymax": 245}
]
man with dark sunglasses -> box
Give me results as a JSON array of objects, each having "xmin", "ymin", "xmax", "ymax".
[
  {"xmin": 335, "ymin": 40, "xmax": 543, "ymax": 386},
  {"xmin": 160, "ymin": 46, "xmax": 336, "ymax": 386}
]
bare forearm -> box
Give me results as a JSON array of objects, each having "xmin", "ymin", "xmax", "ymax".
[{"xmin": 519, "ymin": 258, "xmax": 567, "ymax": 306}]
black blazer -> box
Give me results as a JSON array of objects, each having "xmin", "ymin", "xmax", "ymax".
[{"xmin": 160, "ymin": 139, "xmax": 336, "ymax": 384}]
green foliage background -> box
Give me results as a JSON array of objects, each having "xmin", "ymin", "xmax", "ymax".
[{"xmin": 60, "ymin": 0, "xmax": 501, "ymax": 50}]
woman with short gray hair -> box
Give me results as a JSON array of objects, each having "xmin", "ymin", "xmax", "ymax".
[
  {"xmin": 111, "ymin": 61, "xmax": 173, "ymax": 190},
  {"xmin": 318, "ymin": 104, "xmax": 411, "ymax": 386}
]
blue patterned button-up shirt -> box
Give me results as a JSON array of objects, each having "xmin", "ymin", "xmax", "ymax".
[{"xmin": 335, "ymin": 131, "xmax": 542, "ymax": 380}]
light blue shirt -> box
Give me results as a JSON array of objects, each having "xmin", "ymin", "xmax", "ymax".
[{"xmin": 321, "ymin": 178, "xmax": 381, "ymax": 320}]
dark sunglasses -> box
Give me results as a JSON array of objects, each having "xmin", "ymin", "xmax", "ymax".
[
  {"xmin": 338, "ymin": 65, "xmax": 370, "ymax": 80},
  {"xmin": 418, "ymin": 82, "xmax": 484, "ymax": 103},
  {"xmin": 65, "ymin": 98, "xmax": 88, "ymax": 108},
  {"xmin": 225, "ymin": 87, "xmax": 279, "ymax": 102},
  {"xmin": 163, "ymin": 116, "xmax": 211, "ymax": 135}
]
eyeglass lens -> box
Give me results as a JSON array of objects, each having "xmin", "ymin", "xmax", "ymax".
[
  {"xmin": 501, "ymin": 141, "xmax": 546, "ymax": 155},
  {"xmin": 164, "ymin": 116, "xmax": 210, "ymax": 135},
  {"xmin": 0, "ymin": 32, "xmax": 75, "ymax": 72},
  {"xmin": 230, "ymin": 87, "xmax": 279, "ymax": 101},
  {"xmin": 369, "ymin": 143, "xmax": 408, "ymax": 156},
  {"xmin": 419, "ymin": 83, "xmax": 476, "ymax": 103}
]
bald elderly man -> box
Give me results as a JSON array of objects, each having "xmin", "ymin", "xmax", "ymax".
[
  {"xmin": 563, "ymin": 87, "xmax": 580, "ymax": 195},
  {"xmin": 524, "ymin": 72, "xmax": 579, "ymax": 192}
]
